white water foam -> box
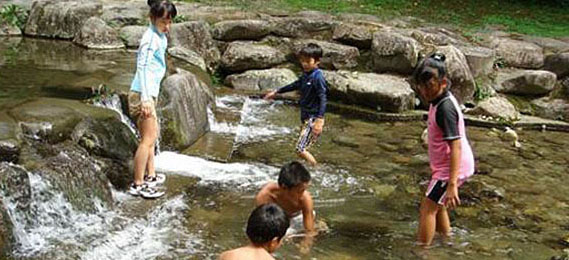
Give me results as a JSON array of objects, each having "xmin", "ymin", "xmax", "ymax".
[
  {"xmin": 0, "ymin": 169, "xmax": 201, "ymax": 259},
  {"xmin": 155, "ymin": 151, "xmax": 278, "ymax": 189},
  {"xmin": 80, "ymin": 195, "xmax": 202, "ymax": 260},
  {"xmin": 208, "ymin": 95, "xmax": 292, "ymax": 144}
]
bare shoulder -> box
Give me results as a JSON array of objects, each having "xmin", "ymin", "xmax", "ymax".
[
  {"xmin": 300, "ymin": 190, "xmax": 314, "ymax": 210},
  {"xmin": 219, "ymin": 249, "xmax": 236, "ymax": 260},
  {"xmin": 255, "ymin": 182, "xmax": 278, "ymax": 205}
]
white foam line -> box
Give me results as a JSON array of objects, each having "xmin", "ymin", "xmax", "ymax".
[{"xmin": 155, "ymin": 151, "xmax": 278, "ymax": 188}]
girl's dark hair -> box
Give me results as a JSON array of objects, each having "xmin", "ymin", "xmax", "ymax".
[
  {"xmin": 278, "ymin": 161, "xmax": 311, "ymax": 189},
  {"xmin": 246, "ymin": 203, "xmax": 290, "ymax": 245},
  {"xmin": 147, "ymin": 0, "xmax": 177, "ymax": 19},
  {"xmin": 413, "ymin": 52, "xmax": 447, "ymax": 85}
]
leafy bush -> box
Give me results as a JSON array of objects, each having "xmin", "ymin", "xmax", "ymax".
[{"xmin": 0, "ymin": 4, "xmax": 28, "ymax": 29}]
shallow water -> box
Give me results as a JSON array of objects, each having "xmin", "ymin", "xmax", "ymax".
[{"xmin": 1, "ymin": 39, "xmax": 569, "ymax": 259}]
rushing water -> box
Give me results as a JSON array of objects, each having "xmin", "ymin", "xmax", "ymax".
[{"xmin": 2, "ymin": 39, "xmax": 569, "ymax": 259}]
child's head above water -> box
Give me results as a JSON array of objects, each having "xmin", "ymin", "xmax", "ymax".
[
  {"xmin": 147, "ymin": 0, "xmax": 177, "ymax": 33},
  {"xmin": 297, "ymin": 43, "xmax": 323, "ymax": 72},
  {"xmin": 413, "ymin": 53, "xmax": 449, "ymax": 102},
  {"xmin": 247, "ymin": 203, "xmax": 290, "ymax": 253},
  {"xmin": 278, "ymin": 161, "xmax": 311, "ymax": 197}
]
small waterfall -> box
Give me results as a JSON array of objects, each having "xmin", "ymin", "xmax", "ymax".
[
  {"xmin": 207, "ymin": 95, "xmax": 292, "ymax": 144},
  {"xmin": 92, "ymin": 94, "xmax": 138, "ymax": 137},
  {"xmin": 93, "ymin": 94, "xmax": 161, "ymax": 155},
  {"xmin": 0, "ymin": 165, "xmax": 201, "ymax": 259}
]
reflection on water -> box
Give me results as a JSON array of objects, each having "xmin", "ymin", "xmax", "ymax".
[{"xmin": 1, "ymin": 39, "xmax": 569, "ymax": 259}]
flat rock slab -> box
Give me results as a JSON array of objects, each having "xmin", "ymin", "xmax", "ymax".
[
  {"xmin": 324, "ymin": 70, "xmax": 415, "ymax": 113},
  {"xmin": 495, "ymin": 69, "xmax": 557, "ymax": 96},
  {"xmin": 491, "ymin": 38, "xmax": 544, "ymax": 69},
  {"xmin": 220, "ymin": 41, "xmax": 286, "ymax": 73},
  {"xmin": 211, "ymin": 20, "xmax": 272, "ymax": 41},
  {"xmin": 371, "ymin": 30, "xmax": 420, "ymax": 75},
  {"xmin": 73, "ymin": 17, "xmax": 124, "ymax": 49},
  {"xmin": 225, "ymin": 68, "xmax": 296, "ymax": 91},
  {"xmin": 291, "ymin": 39, "xmax": 359, "ymax": 70}
]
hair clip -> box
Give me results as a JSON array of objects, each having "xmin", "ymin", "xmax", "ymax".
[{"xmin": 430, "ymin": 53, "xmax": 446, "ymax": 62}]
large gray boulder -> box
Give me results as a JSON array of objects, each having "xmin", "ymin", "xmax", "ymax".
[
  {"xmin": 270, "ymin": 17, "xmax": 337, "ymax": 38},
  {"xmin": 520, "ymin": 35, "xmax": 569, "ymax": 54},
  {"xmin": 494, "ymin": 69, "xmax": 557, "ymax": 96},
  {"xmin": 532, "ymin": 97, "xmax": 569, "ymax": 121},
  {"xmin": 158, "ymin": 69, "xmax": 214, "ymax": 150},
  {"xmin": 323, "ymin": 70, "xmax": 415, "ymax": 112},
  {"xmin": 101, "ymin": 1, "xmax": 146, "ymax": 27},
  {"xmin": 225, "ymin": 68, "xmax": 297, "ymax": 91},
  {"xmin": 435, "ymin": 45, "xmax": 476, "ymax": 103},
  {"xmin": 543, "ymin": 53, "xmax": 569, "ymax": 78},
  {"xmin": 119, "ymin": 25, "xmax": 147, "ymax": 48},
  {"xmin": 9, "ymin": 98, "xmax": 121, "ymax": 143},
  {"xmin": 467, "ymin": 96, "xmax": 520, "ymax": 121},
  {"xmin": 211, "ymin": 20, "xmax": 272, "ymax": 41},
  {"xmin": 220, "ymin": 42, "xmax": 286, "ymax": 73},
  {"xmin": 168, "ymin": 46, "xmax": 208, "ymax": 72},
  {"xmin": 24, "ymin": 0, "xmax": 103, "ymax": 39},
  {"xmin": 371, "ymin": 31, "xmax": 420, "ymax": 75},
  {"xmin": 291, "ymin": 39, "xmax": 359, "ymax": 70},
  {"xmin": 460, "ymin": 46, "xmax": 495, "ymax": 78},
  {"xmin": 408, "ymin": 28, "xmax": 463, "ymax": 46},
  {"xmin": 170, "ymin": 21, "xmax": 221, "ymax": 72},
  {"xmin": 332, "ymin": 23, "xmax": 377, "ymax": 49},
  {"xmin": 491, "ymin": 38, "xmax": 544, "ymax": 69},
  {"xmin": 73, "ymin": 17, "xmax": 124, "ymax": 49}
]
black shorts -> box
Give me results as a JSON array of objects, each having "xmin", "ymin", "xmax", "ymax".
[{"xmin": 425, "ymin": 179, "xmax": 466, "ymax": 205}]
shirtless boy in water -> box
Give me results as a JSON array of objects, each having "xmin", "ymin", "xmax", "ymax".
[{"xmin": 255, "ymin": 161, "xmax": 315, "ymax": 235}]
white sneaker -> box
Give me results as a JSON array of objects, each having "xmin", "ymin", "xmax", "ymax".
[
  {"xmin": 128, "ymin": 183, "xmax": 165, "ymax": 199},
  {"xmin": 144, "ymin": 173, "xmax": 166, "ymax": 187}
]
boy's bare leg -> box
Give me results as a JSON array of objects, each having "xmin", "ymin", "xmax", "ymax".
[
  {"xmin": 298, "ymin": 151, "xmax": 317, "ymax": 166},
  {"xmin": 417, "ymin": 197, "xmax": 439, "ymax": 247},
  {"xmin": 436, "ymin": 206, "xmax": 451, "ymax": 239},
  {"xmin": 133, "ymin": 118, "xmax": 158, "ymax": 185}
]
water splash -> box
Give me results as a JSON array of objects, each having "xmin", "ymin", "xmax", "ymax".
[
  {"xmin": 155, "ymin": 151, "xmax": 278, "ymax": 189},
  {"xmin": 207, "ymin": 95, "xmax": 292, "ymax": 144}
]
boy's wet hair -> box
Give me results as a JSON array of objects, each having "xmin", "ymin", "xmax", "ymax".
[
  {"xmin": 413, "ymin": 52, "xmax": 447, "ymax": 86},
  {"xmin": 246, "ymin": 203, "xmax": 290, "ymax": 245},
  {"xmin": 147, "ymin": 0, "xmax": 177, "ymax": 19},
  {"xmin": 278, "ymin": 161, "xmax": 311, "ymax": 189},
  {"xmin": 298, "ymin": 43, "xmax": 323, "ymax": 60}
]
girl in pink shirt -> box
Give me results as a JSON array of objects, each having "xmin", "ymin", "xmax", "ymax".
[{"xmin": 413, "ymin": 53, "xmax": 475, "ymax": 247}]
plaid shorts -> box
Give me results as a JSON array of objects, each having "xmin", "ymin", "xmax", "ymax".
[
  {"xmin": 128, "ymin": 91, "xmax": 157, "ymax": 126},
  {"xmin": 296, "ymin": 118, "xmax": 319, "ymax": 153}
]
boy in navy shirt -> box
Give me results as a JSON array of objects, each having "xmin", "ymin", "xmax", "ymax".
[{"xmin": 265, "ymin": 43, "xmax": 328, "ymax": 166}]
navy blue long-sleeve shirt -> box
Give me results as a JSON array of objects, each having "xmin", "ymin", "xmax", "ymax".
[{"xmin": 277, "ymin": 68, "xmax": 328, "ymax": 122}]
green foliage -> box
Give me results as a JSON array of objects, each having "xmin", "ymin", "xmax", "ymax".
[
  {"xmin": 181, "ymin": 0, "xmax": 569, "ymax": 37},
  {"xmin": 474, "ymin": 79, "xmax": 493, "ymax": 102},
  {"xmin": 91, "ymin": 84, "xmax": 115, "ymax": 103},
  {"xmin": 0, "ymin": 4, "xmax": 28, "ymax": 29},
  {"xmin": 210, "ymin": 71, "xmax": 223, "ymax": 86},
  {"xmin": 173, "ymin": 14, "xmax": 188, "ymax": 23}
]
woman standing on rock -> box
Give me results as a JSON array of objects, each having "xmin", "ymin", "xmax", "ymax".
[{"xmin": 128, "ymin": 0, "xmax": 177, "ymax": 199}]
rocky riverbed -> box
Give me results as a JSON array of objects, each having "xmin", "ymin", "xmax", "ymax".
[{"xmin": 1, "ymin": 0, "xmax": 569, "ymax": 259}]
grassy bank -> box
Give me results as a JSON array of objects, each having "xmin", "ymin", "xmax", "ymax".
[{"xmin": 182, "ymin": 0, "xmax": 569, "ymax": 37}]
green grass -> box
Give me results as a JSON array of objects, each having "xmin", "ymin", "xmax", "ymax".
[{"xmin": 180, "ymin": 0, "xmax": 569, "ymax": 37}]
